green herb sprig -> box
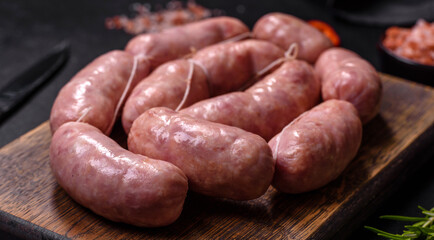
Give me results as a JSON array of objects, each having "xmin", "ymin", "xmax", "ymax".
[{"xmin": 365, "ymin": 206, "xmax": 434, "ymax": 240}]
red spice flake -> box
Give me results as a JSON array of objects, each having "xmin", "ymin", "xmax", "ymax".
[
  {"xmin": 105, "ymin": 0, "xmax": 221, "ymax": 35},
  {"xmin": 188, "ymin": 2, "xmax": 210, "ymax": 20},
  {"xmin": 383, "ymin": 19, "xmax": 434, "ymax": 66},
  {"xmin": 308, "ymin": 20, "xmax": 340, "ymax": 46}
]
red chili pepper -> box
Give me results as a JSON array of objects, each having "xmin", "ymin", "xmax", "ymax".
[{"xmin": 308, "ymin": 20, "xmax": 340, "ymax": 46}]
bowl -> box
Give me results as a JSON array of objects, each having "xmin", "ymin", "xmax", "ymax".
[{"xmin": 378, "ymin": 35, "xmax": 434, "ymax": 87}]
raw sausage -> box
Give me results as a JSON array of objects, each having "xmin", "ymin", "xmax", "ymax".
[
  {"xmin": 190, "ymin": 39, "xmax": 284, "ymax": 96},
  {"xmin": 253, "ymin": 12, "xmax": 332, "ymax": 63},
  {"xmin": 181, "ymin": 59, "xmax": 320, "ymax": 141},
  {"xmin": 125, "ymin": 16, "xmax": 249, "ymax": 70},
  {"xmin": 50, "ymin": 50, "xmax": 149, "ymax": 134},
  {"xmin": 122, "ymin": 40, "xmax": 284, "ymax": 133},
  {"xmin": 122, "ymin": 59, "xmax": 209, "ymax": 133},
  {"xmin": 269, "ymin": 100, "xmax": 362, "ymax": 194},
  {"xmin": 128, "ymin": 107, "xmax": 275, "ymax": 200},
  {"xmin": 51, "ymin": 17, "xmax": 248, "ymax": 135},
  {"xmin": 50, "ymin": 121, "xmax": 188, "ymax": 227},
  {"xmin": 315, "ymin": 47, "xmax": 382, "ymax": 123}
]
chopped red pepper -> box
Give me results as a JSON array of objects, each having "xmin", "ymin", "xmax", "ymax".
[{"xmin": 308, "ymin": 20, "xmax": 340, "ymax": 46}]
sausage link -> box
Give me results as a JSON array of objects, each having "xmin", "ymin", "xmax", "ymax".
[
  {"xmin": 50, "ymin": 50, "xmax": 149, "ymax": 134},
  {"xmin": 181, "ymin": 60, "xmax": 320, "ymax": 141},
  {"xmin": 269, "ymin": 100, "xmax": 362, "ymax": 193},
  {"xmin": 51, "ymin": 17, "xmax": 248, "ymax": 134},
  {"xmin": 253, "ymin": 12, "xmax": 332, "ymax": 63},
  {"xmin": 128, "ymin": 107, "xmax": 275, "ymax": 200},
  {"xmin": 191, "ymin": 39, "xmax": 284, "ymax": 96},
  {"xmin": 50, "ymin": 122, "xmax": 188, "ymax": 227},
  {"xmin": 126, "ymin": 16, "xmax": 249, "ymax": 69},
  {"xmin": 315, "ymin": 47, "xmax": 382, "ymax": 123},
  {"xmin": 122, "ymin": 59, "xmax": 209, "ymax": 133},
  {"xmin": 122, "ymin": 40, "xmax": 284, "ymax": 133}
]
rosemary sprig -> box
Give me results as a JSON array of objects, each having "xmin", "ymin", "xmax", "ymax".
[{"xmin": 365, "ymin": 206, "xmax": 434, "ymax": 240}]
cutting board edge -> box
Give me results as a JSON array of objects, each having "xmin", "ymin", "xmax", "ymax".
[
  {"xmin": 0, "ymin": 121, "xmax": 51, "ymax": 154},
  {"xmin": 380, "ymin": 72, "xmax": 434, "ymax": 90},
  {"xmin": 310, "ymin": 120, "xmax": 434, "ymax": 240},
  {"xmin": 0, "ymin": 210, "xmax": 68, "ymax": 240}
]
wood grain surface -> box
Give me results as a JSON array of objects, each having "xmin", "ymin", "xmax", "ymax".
[{"xmin": 0, "ymin": 74, "xmax": 434, "ymax": 240}]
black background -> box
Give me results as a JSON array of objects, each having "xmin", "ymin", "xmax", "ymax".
[{"xmin": 0, "ymin": 0, "xmax": 433, "ymax": 239}]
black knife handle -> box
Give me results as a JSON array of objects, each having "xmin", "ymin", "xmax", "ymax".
[{"xmin": 0, "ymin": 41, "xmax": 69, "ymax": 121}]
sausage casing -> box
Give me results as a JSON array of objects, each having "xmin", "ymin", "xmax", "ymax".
[
  {"xmin": 50, "ymin": 50, "xmax": 149, "ymax": 134},
  {"xmin": 122, "ymin": 40, "xmax": 284, "ymax": 133},
  {"xmin": 50, "ymin": 122, "xmax": 188, "ymax": 227},
  {"xmin": 51, "ymin": 17, "xmax": 248, "ymax": 135},
  {"xmin": 128, "ymin": 107, "xmax": 275, "ymax": 200},
  {"xmin": 181, "ymin": 60, "xmax": 321, "ymax": 141},
  {"xmin": 253, "ymin": 12, "xmax": 332, "ymax": 63},
  {"xmin": 315, "ymin": 47, "xmax": 382, "ymax": 123},
  {"xmin": 125, "ymin": 16, "xmax": 249, "ymax": 69},
  {"xmin": 269, "ymin": 100, "xmax": 362, "ymax": 193},
  {"xmin": 122, "ymin": 59, "xmax": 209, "ymax": 133},
  {"xmin": 191, "ymin": 39, "xmax": 285, "ymax": 96}
]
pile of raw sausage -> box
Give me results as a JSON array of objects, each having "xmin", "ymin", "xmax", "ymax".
[{"xmin": 49, "ymin": 13, "xmax": 382, "ymax": 227}]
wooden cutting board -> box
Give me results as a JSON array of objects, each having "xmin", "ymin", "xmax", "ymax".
[{"xmin": 1, "ymin": 74, "xmax": 433, "ymax": 240}]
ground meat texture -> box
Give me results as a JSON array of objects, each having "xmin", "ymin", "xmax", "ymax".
[
  {"xmin": 269, "ymin": 100, "xmax": 362, "ymax": 194},
  {"xmin": 122, "ymin": 59, "xmax": 209, "ymax": 133},
  {"xmin": 50, "ymin": 122, "xmax": 188, "ymax": 227},
  {"xmin": 253, "ymin": 12, "xmax": 333, "ymax": 63},
  {"xmin": 315, "ymin": 47, "xmax": 382, "ymax": 124},
  {"xmin": 128, "ymin": 107, "xmax": 275, "ymax": 201},
  {"xmin": 190, "ymin": 39, "xmax": 285, "ymax": 96},
  {"xmin": 181, "ymin": 60, "xmax": 321, "ymax": 141},
  {"xmin": 122, "ymin": 39, "xmax": 284, "ymax": 133},
  {"xmin": 125, "ymin": 16, "xmax": 249, "ymax": 70},
  {"xmin": 50, "ymin": 50, "xmax": 149, "ymax": 135}
]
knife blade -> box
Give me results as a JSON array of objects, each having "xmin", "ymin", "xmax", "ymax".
[{"xmin": 0, "ymin": 41, "xmax": 69, "ymax": 122}]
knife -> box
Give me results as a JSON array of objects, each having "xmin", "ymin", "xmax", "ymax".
[{"xmin": 0, "ymin": 41, "xmax": 69, "ymax": 122}]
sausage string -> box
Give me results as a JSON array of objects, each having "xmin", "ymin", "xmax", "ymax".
[
  {"xmin": 181, "ymin": 32, "xmax": 251, "ymax": 60},
  {"xmin": 175, "ymin": 60, "xmax": 194, "ymax": 111},
  {"xmin": 106, "ymin": 55, "xmax": 139, "ymax": 135},
  {"xmin": 219, "ymin": 31, "xmax": 252, "ymax": 44},
  {"xmin": 175, "ymin": 33, "xmax": 252, "ymax": 110},
  {"xmin": 272, "ymin": 112, "xmax": 303, "ymax": 161},
  {"xmin": 175, "ymin": 59, "xmax": 211, "ymax": 111},
  {"xmin": 77, "ymin": 107, "xmax": 92, "ymax": 123},
  {"xmin": 176, "ymin": 43, "xmax": 299, "ymax": 112},
  {"xmin": 255, "ymin": 42, "xmax": 299, "ymax": 78},
  {"xmin": 235, "ymin": 43, "xmax": 299, "ymax": 92},
  {"xmin": 260, "ymin": 43, "xmax": 300, "ymax": 161}
]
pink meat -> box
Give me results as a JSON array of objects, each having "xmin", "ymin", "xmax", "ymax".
[
  {"xmin": 50, "ymin": 50, "xmax": 149, "ymax": 135},
  {"xmin": 122, "ymin": 39, "xmax": 284, "ymax": 133},
  {"xmin": 122, "ymin": 59, "xmax": 209, "ymax": 133},
  {"xmin": 51, "ymin": 17, "xmax": 248, "ymax": 135},
  {"xmin": 125, "ymin": 16, "xmax": 249, "ymax": 69},
  {"xmin": 253, "ymin": 12, "xmax": 333, "ymax": 63},
  {"xmin": 50, "ymin": 122, "xmax": 188, "ymax": 227},
  {"xmin": 128, "ymin": 107, "xmax": 275, "ymax": 201},
  {"xmin": 181, "ymin": 60, "xmax": 321, "ymax": 141},
  {"xmin": 269, "ymin": 100, "xmax": 362, "ymax": 193},
  {"xmin": 191, "ymin": 39, "xmax": 285, "ymax": 96},
  {"xmin": 315, "ymin": 47, "xmax": 382, "ymax": 123}
]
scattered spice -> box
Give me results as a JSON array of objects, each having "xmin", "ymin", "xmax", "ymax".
[
  {"xmin": 308, "ymin": 20, "xmax": 340, "ymax": 46},
  {"xmin": 105, "ymin": 1, "xmax": 224, "ymax": 35},
  {"xmin": 383, "ymin": 19, "xmax": 434, "ymax": 66}
]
